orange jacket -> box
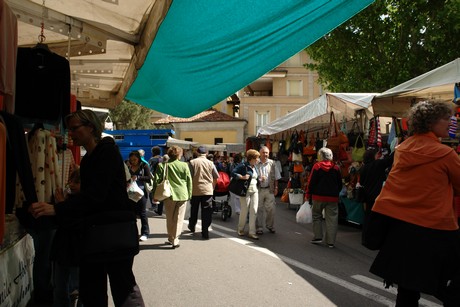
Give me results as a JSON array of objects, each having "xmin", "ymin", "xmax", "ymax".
[{"xmin": 373, "ymin": 132, "xmax": 460, "ymax": 230}]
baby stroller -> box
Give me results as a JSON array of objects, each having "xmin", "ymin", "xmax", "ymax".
[{"xmin": 213, "ymin": 171, "xmax": 232, "ymax": 221}]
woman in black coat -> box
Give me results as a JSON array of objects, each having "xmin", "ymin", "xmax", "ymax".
[{"xmin": 30, "ymin": 110, "xmax": 145, "ymax": 307}]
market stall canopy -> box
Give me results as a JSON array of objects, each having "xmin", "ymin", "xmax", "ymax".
[
  {"xmin": 194, "ymin": 144, "xmax": 226, "ymax": 152},
  {"xmin": 372, "ymin": 58, "xmax": 460, "ymax": 118},
  {"xmin": 257, "ymin": 93, "xmax": 377, "ymax": 136},
  {"xmin": 8, "ymin": 0, "xmax": 172, "ymax": 109},
  {"xmin": 126, "ymin": 0, "xmax": 374, "ymax": 117},
  {"xmin": 166, "ymin": 137, "xmax": 198, "ymax": 149},
  {"xmin": 9, "ymin": 0, "xmax": 374, "ymax": 115}
]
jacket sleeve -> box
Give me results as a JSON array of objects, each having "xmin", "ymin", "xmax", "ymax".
[{"xmin": 231, "ymin": 163, "xmax": 245, "ymax": 179}]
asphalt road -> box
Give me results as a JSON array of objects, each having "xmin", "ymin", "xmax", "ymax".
[{"xmin": 125, "ymin": 199, "xmax": 443, "ymax": 307}]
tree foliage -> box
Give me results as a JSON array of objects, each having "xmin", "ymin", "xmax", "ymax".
[
  {"xmin": 305, "ymin": 0, "xmax": 460, "ymax": 93},
  {"xmin": 109, "ymin": 100, "xmax": 154, "ymax": 130}
]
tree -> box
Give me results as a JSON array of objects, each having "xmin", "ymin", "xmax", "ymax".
[
  {"xmin": 305, "ymin": 0, "xmax": 460, "ymax": 93},
  {"xmin": 109, "ymin": 100, "xmax": 155, "ymax": 130}
]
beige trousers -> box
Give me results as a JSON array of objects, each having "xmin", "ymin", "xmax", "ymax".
[{"xmin": 164, "ymin": 199, "xmax": 187, "ymax": 245}]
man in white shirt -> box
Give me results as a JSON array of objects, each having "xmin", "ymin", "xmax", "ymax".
[{"xmin": 256, "ymin": 146, "xmax": 281, "ymax": 234}]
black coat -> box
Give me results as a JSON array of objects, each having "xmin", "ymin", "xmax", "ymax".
[{"xmin": 53, "ymin": 137, "xmax": 138, "ymax": 262}]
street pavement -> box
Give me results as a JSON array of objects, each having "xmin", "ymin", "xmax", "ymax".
[{"xmin": 123, "ymin": 199, "xmax": 444, "ymax": 307}]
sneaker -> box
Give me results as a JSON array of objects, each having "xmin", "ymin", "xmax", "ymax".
[
  {"xmin": 328, "ymin": 244, "xmax": 335, "ymax": 248},
  {"xmin": 139, "ymin": 235, "xmax": 148, "ymax": 241},
  {"xmin": 310, "ymin": 238, "xmax": 322, "ymax": 244}
]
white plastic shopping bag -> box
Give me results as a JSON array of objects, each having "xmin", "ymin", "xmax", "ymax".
[{"xmin": 296, "ymin": 201, "xmax": 312, "ymax": 224}]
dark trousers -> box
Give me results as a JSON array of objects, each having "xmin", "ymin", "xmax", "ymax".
[
  {"xmin": 79, "ymin": 257, "xmax": 144, "ymax": 307},
  {"xmin": 396, "ymin": 286, "xmax": 420, "ymax": 307},
  {"xmin": 136, "ymin": 195, "xmax": 149, "ymax": 236},
  {"xmin": 189, "ymin": 195, "xmax": 213, "ymax": 236}
]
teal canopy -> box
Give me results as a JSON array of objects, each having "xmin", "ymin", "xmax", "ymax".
[{"xmin": 126, "ymin": 0, "xmax": 374, "ymax": 117}]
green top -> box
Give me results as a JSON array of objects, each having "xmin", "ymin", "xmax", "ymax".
[{"xmin": 154, "ymin": 159, "xmax": 192, "ymax": 201}]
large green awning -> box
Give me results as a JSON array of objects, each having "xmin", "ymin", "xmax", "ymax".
[{"xmin": 127, "ymin": 0, "xmax": 374, "ymax": 117}]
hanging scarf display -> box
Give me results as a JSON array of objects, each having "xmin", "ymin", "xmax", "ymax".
[{"xmin": 449, "ymin": 115, "xmax": 457, "ymax": 139}]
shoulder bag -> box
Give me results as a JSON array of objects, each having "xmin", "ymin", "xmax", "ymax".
[{"xmin": 153, "ymin": 164, "xmax": 171, "ymax": 201}]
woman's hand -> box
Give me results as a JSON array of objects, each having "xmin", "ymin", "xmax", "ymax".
[{"xmin": 29, "ymin": 202, "xmax": 56, "ymax": 218}]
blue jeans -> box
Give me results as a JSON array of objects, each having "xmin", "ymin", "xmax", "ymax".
[{"xmin": 53, "ymin": 262, "xmax": 80, "ymax": 307}]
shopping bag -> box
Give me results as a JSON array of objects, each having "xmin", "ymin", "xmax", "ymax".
[
  {"xmin": 296, "ymin": 201, "xmax": 312, "ymax": 224},
  {"xmin": 153, "ymin": 165, "xmax": 172, "ymax": 201},
  {"xmin": 127, "ymin": 181, "xmax": 144, "ymax": 202}
]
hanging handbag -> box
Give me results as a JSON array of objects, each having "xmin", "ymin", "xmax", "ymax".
[
  {"xmin": 347, "ymin": 120, "xmax": 362, "ymax": 147},
  {"xmin": 145, "ymin": 178, "xmax": 154, "ymax": 193},
  {"xmin": 127, "ymin": 180, "xmax": 144, "ymax": 202},
  {"xmin": 326, "ymin": 111, "xmax": 348, "ymax": 160},
  {"xmin": 153, "ymin": 164, "xmax": 171, "ymax": 201},
  {"xmin": 293, "ymin": 161, "xmax": 304, "ymax": 173},
  {"xmin": 352, "ymin": 135, "xmax": 366, "ymax": 162},
  {"xmin": 228, "ymin": 177, "xmax": 251, "ymax": 197},
  {"xmin": 303, "ymin": 133, "xmax": 316, "ymax": 155}
]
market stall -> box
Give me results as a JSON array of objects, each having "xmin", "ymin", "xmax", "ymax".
[
  {"xmin": 372, "ymin": 58, "xmax": 460, "ymax": 118},
  {"xmin": 257, "ymin": 92, "xmax": 378, "ymax": 224}
]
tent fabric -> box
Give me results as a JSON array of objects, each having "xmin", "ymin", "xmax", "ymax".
[
  {"xmin": 257, "ymin": 93, "xmax": 377, "ymax": 136},
  {"xmin": 373, "ymin": 58, "xmax": 460, "ymax": 117},
  {"xmin": 126, "ymin": 0, "xmax": 375, "ymax": 117},
  {"xmin": 166, "ymin": 137, "xmax": 198, "ymax": 149}
]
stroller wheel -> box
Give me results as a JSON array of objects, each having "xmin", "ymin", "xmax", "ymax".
[
  {"xmin": 221, "ymin": 210, "xmax": 227, "ymax": 221},
  {"xmin": 226, "ymin": 204, "xmax": 232, "ymax": 218}
]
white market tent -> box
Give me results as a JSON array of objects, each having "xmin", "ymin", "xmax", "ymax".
[
  {"xmin": 257, "ymin": 93, "xmax": 377, "ymax": 136},
  {"xmin": 165, "ymin": 137, "xmax": 198, "ymax": 149},
  {"xmin": 372, "ymin": 58, "xmax": 460, "ymax": 118}
]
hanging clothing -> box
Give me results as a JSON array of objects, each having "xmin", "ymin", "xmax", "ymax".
[
  {"xmin": 0, "ymin": 0, "xmax": 17, "ymax": 113},
  {"xmin": 0, "ymin": 111, "xmax": 37, "ymax": 214},
  {"xmin": 15, "ymin": 47, "xmax": 70, "ymax": 125}
]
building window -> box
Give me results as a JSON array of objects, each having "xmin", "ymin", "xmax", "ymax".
[
  {"xmin": 287, "ymin": 80, "xmax": 302, "ymax": 96},
  {"xmin": 255, "ymin": 111, "xmax": 270, "ymax": 134},
  {"xmin": 214, "ymin": 137, "xmax": 223, "ymax": 145},
  {"xmin": 185, "ymin": 138, "xmax": 193, "ymax": 142}
]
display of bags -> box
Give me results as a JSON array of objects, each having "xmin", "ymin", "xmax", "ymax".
[
  {"xmin": 296, "ymin": 201, "xmax": 312, "ymax": 224},
  {"xmin": 127, "ymin": 180, "xmax": 144, "ymax": 202},
  {"xmin": 153, "ymin": 164, "xmax": 171, "ymax": 201},
  {"xmin": 228, "ymin": 177, "xmax": 250, "ymax": 197}
]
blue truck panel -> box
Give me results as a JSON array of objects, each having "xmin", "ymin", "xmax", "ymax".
[{"xmin": 104, "ymin": 129, "xmax": 174, "ymax": 161}]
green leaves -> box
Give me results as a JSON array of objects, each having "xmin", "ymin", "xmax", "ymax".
[
  {"xmin": 109, "ymin": 100, "xmax": 155, "ymax": 130},
  {"xmin": 305, "ymin": 0, "xmax": 460, "ymax": 93}
]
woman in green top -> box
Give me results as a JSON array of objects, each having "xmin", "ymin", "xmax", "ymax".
[{"xmin": 153, "ymin": 145, "xmax": 192, "ymax": 248}]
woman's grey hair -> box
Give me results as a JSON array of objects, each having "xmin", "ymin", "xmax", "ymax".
[
  {"xmin": 318, "ymin": 147, "xmax": 333, "ymax": 161},
  {"xmin": 65, "ymin": 109, "xmax": 103, "ymax": 142},
  {"xmin": 407, "ymin": 100, "xmax": 453, "ymax": 134}
]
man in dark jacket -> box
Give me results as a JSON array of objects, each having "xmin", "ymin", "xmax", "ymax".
[{"xmin": 305, "ymin": 147, "xmax": 342, "ymax": 248}]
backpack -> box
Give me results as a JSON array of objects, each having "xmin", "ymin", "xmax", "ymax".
[{"xmin": 215, "ymin": 171, "xmax": 230, "ymax": 193}]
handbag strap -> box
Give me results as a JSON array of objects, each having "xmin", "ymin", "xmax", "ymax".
[
  {"xmin": 329, "ymin": 112, "xmax": 339, "ymax": 137},
  {"xmin": 162, "ymin": 163, "xmax": 168, "ymax": 181}
]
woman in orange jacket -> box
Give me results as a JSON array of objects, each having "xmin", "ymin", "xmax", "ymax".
[{"xmin": 367, "ymin": 100, "xmax": 460, "ymax": 306}]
